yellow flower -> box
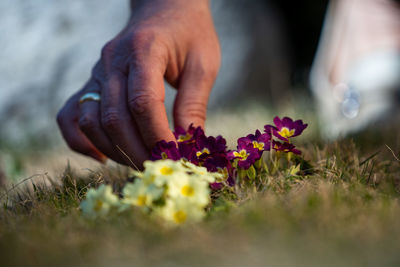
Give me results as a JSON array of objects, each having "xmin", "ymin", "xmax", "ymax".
[
  {"xmin": 80, "ymin": 184, "xmax": 119, "ymax": 219},
  {"xmin": 161, "ymin": 198, "xmax": 205, "ymax": 225}
]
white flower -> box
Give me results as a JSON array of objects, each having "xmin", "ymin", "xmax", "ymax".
[
  {"xmin": 160, "ymin": 198, "xmax": 205, "ymax": 225},
  {"xmin": 80, "ymin": 184, "xmax": 119, "ymax": 219},
  {"xmin": 167, "ymin": 173, "xmax": 211, "ymax": 208},
  {"xmin": 180, "ymin": 160, "xmax": 218, "ymax": 183},
  {"xmin": 120, "ymin": 179, "xmax": 164, "ymax": 210},
  {"xmin": 142, "ymin": 160, "xmax": 186, "ymax": 186}
]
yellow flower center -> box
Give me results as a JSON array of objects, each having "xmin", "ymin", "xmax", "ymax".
[
  {"xmin": 196, "ymin": 148, "xmax": 210, "ymax": 158},
  {"xmin": 161, "ymin": 152, "xmax": 168, "ymax": 159},
  {"xmin": 160, "ymin": 166, "xmax": 174, "ymax": 175},
  {"xmin": 137, "ymin": 195, "xmax": 147, "ymax": 206},
  {"xmin": 177, "ymin": 133, "xmax": 192, "ymax": 142},
  {"xmin": 278, "ymin": 127, "xmax": 295, "ymax": 138},
  {"xmin": 181, "ymin": 185, "xmax": 195, "ymax": 197},
  {"xmin": 94, "ymin": 199, "xmax": 103, "ymax": 212},
  {"xmin": 252, "ymin": 141, "xmax": 264, "ymax": 151},
  {"xmin": 233, "ymin": 149, "xmax": 249, "ymax": 161},
  {"xmin": 173, "ymin": 210, "xmax": 187, "ymax": 224}
]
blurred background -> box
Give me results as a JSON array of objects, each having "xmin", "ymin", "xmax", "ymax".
[{"xmin": 0, "ymin": 0, "xmax": 399, "ymax": 184}]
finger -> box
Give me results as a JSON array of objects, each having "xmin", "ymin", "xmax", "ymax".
[
  {"xmin": 100, "ymin": 70, "xmax": 150, "ymax": 167},
  {"xmin": 127, "ymin": 60, "xmax": 175, "ymax": 149},
  {"xmin": 173, "ymin": 54, "xmax": 217, "ymax": 129},
  {"xmin": 57, "ymin": 93, "xmax": 107, "ymax": 163},
  {"xmin": 78, "ymin": 84, "xmax": 126, "ymax": 164}
]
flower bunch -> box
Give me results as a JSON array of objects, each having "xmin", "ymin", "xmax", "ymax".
[
  {"xmin": 80, "ymin": 159, "xmax": 222, "ymax": 225},
  {"xmin": 151, "ymin": 124, "xmax": 232, "ymax": 189},
  {"xmin": 228, "ymin": 116, "xmax": 308, "ymax": 170},
  {"xmin": 80, "ymin": 116, "xmax": 308, "ymax": 225},
  {"xmin": 152, "ymin": 117, "xmax": 307, "ymax": 174}
]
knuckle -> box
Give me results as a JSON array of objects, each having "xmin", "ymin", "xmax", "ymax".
[
  {"xmin": 128, "ymin": 29, "xmax": 166, "ymax": 63},
  {"xmin": 99, "ymin": 40, "xmax": 129, "ymax": 75},
  {"xmin": 188, "ymin": 58, "xmax": 219, "ymax": 85},
  {"xmin": 100, "ymin": 41, "xmax": 117, "ymax": 60},
  {"xmin": 207, "ymin": 64, "xmax": 219, "ymax": 81},
  {"xmin": 78, "ymin": 114, "xmax": 97, "ymax": 132},
  {"xmin": 101, "ymin": 110, "xmax": 122, "ymax": 133},
  {"xmin": 131, "ymin": 28, "xmax": 157, "ymax": 48},
  {"xmin": 176, "ymin": 100, "xmax": 207, "ymax": 122},
  {"xmin": 128, "ymin": 93, "xmax": 158, "ymax": 115}
]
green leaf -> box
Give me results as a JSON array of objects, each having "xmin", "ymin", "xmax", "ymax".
[
  {"xmin": 289, "ymin": 164, "xmax": 301, "ymax": 176},
  {"xmin": 246, "ymin": 165, "xmax": 256, "ymax": 180}
]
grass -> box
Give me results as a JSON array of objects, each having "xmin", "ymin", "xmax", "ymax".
[{"xmin": 1, "ymin": 108, "xmax": 400, "ymax": 267}]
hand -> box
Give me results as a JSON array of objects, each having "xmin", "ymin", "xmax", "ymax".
[{"xmin": 57, "ymin": 0, "xmax": 220, "ymax": 167}]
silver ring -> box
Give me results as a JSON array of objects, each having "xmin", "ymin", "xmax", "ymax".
[{"xmin": 79, "ymin": 92, "xmax": 101, "ymax": 104}]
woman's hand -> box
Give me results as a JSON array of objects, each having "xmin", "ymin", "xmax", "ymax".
[{"xmin": 57, "ymin": 0, "xmax": 220, "ymax": 167}]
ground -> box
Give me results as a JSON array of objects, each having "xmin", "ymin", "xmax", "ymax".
[{"xmin": 1, "ymin": 103, "xmax": 400, "ymax": 267}]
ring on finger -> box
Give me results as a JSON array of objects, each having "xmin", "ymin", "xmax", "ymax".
[{"xmin": 79, "ymin": 92, "xmax": 101, "ymax": 105}]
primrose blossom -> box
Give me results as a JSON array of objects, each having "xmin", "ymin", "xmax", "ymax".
[
  {"xmin": 228, "ymin": 142, "xmax": 261, "ymax": 170},
  {"xmin": 80, "ymin": 184, "xmax": 119, "ymax": 219},
  {"xmin": 264, "ymin": 116, "xmax": 308, "ymax": 141}
]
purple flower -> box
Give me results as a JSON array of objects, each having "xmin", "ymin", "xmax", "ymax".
[
  {"xmin": 237, "ymin": 130, "xmax": 271, "ymax": 152},
  {"xmin": 195, "ymin": 135, "xmax": 227, "ymax": 160},
  {"xmin": 204, "ymin": 154, "xmax": 232, "ymax": 180},
  {"xmin": 264, "ymin": 116, "xmax": 308, "ymax": 141},
  {"xmin": 177, "ymin": 142, "xmax": 198, "ymax": 164},
  {"xmin": 228, "ymin": 142, "xmax": 261, "ymax": 169},
  {"xmin": 172, "ymin": 124, "xmax": 208, "ymax": 163},
  {"xmin": 151, "ymin": 141, "xmax": 181, "ymax": 160},
  {"xmin": 204, "ymin": 154, "xmax": 229, "ymax": 172},
  {"xmin": 174, "ymin": 124, "xmax": 204, "ymax": 144},
  {"xmin": 272, "ymin": 141, "xmax": 301, "ymax": 155},
  {"xmin": 203, "ymin": 154, "xmax": 234, "ymax": 189}
]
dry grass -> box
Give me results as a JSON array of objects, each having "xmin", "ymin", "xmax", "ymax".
[{"xmin": 1, "ymin": 105, "xmax": 400, "ymax": 267}]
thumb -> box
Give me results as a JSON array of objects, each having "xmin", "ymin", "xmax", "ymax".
[{"xmin": 173, "ymin": 58, "xmax": 217, "ymax": 130}]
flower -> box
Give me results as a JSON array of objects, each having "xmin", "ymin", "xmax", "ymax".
[
  {"xmin": 151, "ymin": 125, "xmax": 228, "ymax": 168},
  {"xmin": 142, "ymin": 160, "xmax": 186, "ymax": 186},
  {"xmin": 121, "ymin": 179, "xmax": 164, "ymax": 210},
  {"xmin": 168, "ymin": 172, "xmax": 211, "ymax": 207},
  {"xmin": 264, "ymin": 116, "xmax": 308, "ymax": 141},
  {"xmin": 203, "ymin": 154, "xmax": 230, "ymax": 178},
  {"xmin": 161, "ymin": 198, "xmax": 205, "ymax": 225},
  {"xmin": 203, "ymin": 154, "xmax": 233, "ymax": 189},
  {"xmin": 195, "ymin": 135, "xmax": 227, "ymax": 160},
  {"xmin": 174, "ymin": 123, "xmax": 204, "ymax": 144},
  {"xmin": 80, "ymin": 184, "xmax": 119, "ymax": 219},
  {"xmin": 237, "ymin": 130, "xmax": 271, "ymax": 152},
  {"xmin": 228, "ymin": 142, "xmax": 261, "ymax": 169},
  {"xmin": 178, "ymin": 142, "xmax": 199, "ymax": 163},
  {"xmin": 151, "ymin": 140, "xmax": 180, "ymax": 161},
  {"xmin": 272, "ymin": 140, "xmax": 301, "ymax": 154},
  {"xmin": 180, "ymin": 159, "xmax": 218, "ymax": 183}
]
